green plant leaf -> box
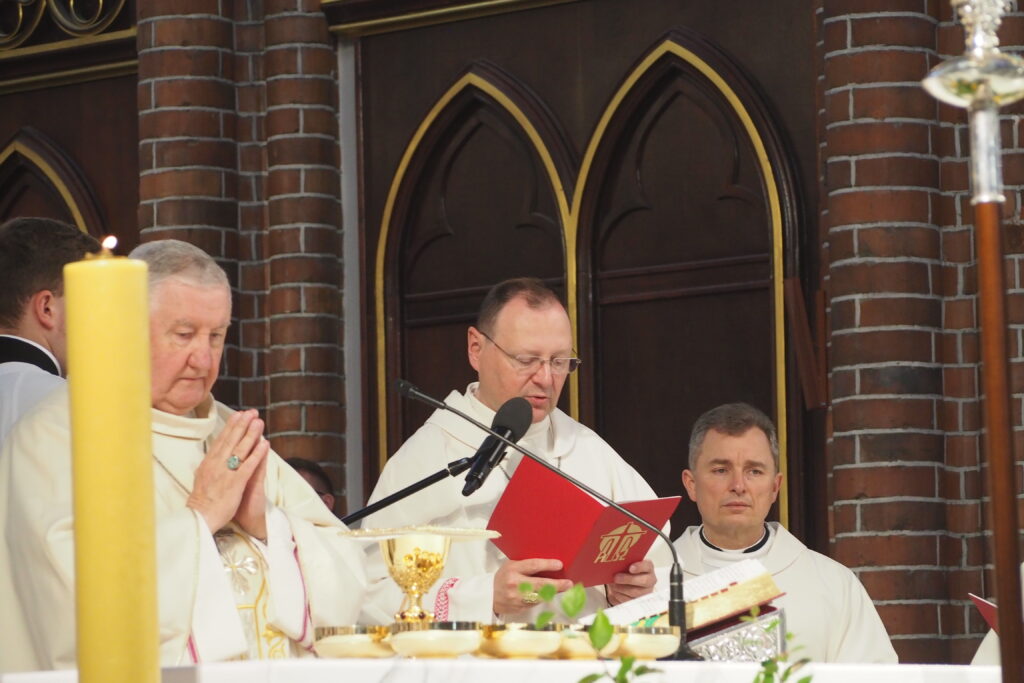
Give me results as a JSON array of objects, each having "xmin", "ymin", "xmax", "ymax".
[
  {"xmin": 589, "ymin": 610, "xmax": 614, "ymax": 651},
  {"xmin": 577, "ymin": 674, "xmax": 605, "ymax": 683},
  {"xmin": 633, "ymin": 665, "xmax": 661, "ymax": 677},
  {"xmin": 539, "ymin": 583, "xmax": 558, "ymax": 602},
  {"xmin": 535, "ymin": 610, "xmax": 555, "ymax": 629},
  {"xmin": 796, "ymin": 676, "xmax": 813, "ymax": 683},
  {"xmin": 518, "ymin": 581, "xmax": 534, "ymax": 594},
  {"xmin": 561, "ymin": 583, "xmax": 587, "ymax": 618},
  {"xmin": 613, "ymin": 655, "xmax": 636, "ymax": 683}
]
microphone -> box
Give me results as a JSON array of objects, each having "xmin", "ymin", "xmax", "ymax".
[
  {"xmin": 462, "ymin": 397, "xmax": 532, "ymax": 496},
  {"xmin": 396, "ymin": 380, "xmax": 701, "ymax": 660},
  {"xmin": 396, "ymin": 378, "xmax": 447, "ymax": 410}
]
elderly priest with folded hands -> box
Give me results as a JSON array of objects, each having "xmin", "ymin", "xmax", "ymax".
[
  {"xmin": 0, "ymin": 240, "xmax": 366, "ymax": 672},
  {"xmin": 673, "ymin": 402, "xmax": 898, "ymax": 663}
]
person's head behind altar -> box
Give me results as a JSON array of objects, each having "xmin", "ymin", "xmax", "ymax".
[
  {"xmin": 286, "ymin": 456, "xmax": 337, "ymax": 515},
  {"xmin": 0, "ymin": 217, "xmax": 101, "ymax": 376},
  {"xmin": 682, "ymin": 402, "xmax": 783, "ymax": 551},
  {"xmin": 129, "ymin": 239, "xmax": 231, "ymax": 415},
  {"xmin": 467, "ymin": 277, "xmax": 581, "ymax": 424}
]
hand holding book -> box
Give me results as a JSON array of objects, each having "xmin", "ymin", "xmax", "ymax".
[{"xmin": 486, "ymin": 456, "xmax": 680, "ymax": 587}]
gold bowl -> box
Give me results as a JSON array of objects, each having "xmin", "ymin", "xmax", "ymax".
[
  {"xmin": 313, "ymin": 625, "xmax": 392, "ymax": 658},
  {"xmin": 479, "ymin": 623, "xmax": 562, "ymax": 658},
  {"xmin": 557, "ymin": 624, "xmax": 622, "ymax": 659},
  {"xmin": 388, "ymin": 621, "xmax": 482, "ymax": 658},
  {"xmin": 610, "ymin": 626, "xmax": 680, "ymax": 659}
]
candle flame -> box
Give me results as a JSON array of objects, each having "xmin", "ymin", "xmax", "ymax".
[{"xmin": 102, "ymin": 235, "xmax": 118, "ymax": 251}]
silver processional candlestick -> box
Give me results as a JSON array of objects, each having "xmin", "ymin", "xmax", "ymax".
[{"xmin": 923, "ymin": 1, "xmax": 1024, "ymax": 679}]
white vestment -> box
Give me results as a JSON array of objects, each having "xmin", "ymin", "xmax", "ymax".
[
  {"xmin": 361, "ymin": 383, "xmax": 671, "ymax": 624},
  {"xmin": 0, "ymin": 335, "xmax": 63, "ymax": 446},
  {"xmin": 0, "ymin": 387, "xmax": 367, "ymax": 672},
  {"xmin": 674, "ymin": 523, "xmax": 898, "ymax": 663}
]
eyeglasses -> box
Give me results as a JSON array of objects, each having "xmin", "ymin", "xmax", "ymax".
[{"xmin": 479, "ymin": 330, "xmax": 582, "ymax": 375}]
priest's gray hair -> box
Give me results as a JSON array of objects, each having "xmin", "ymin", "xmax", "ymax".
[
  {"xmin": 687, "ymin": 402, "xmax": 780, "ymax": 472},
  {"xmin": 129, "ymin": 239, "xmax": 230, "ymax": 296}
]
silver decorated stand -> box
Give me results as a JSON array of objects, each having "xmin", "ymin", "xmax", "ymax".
[{"xmin": 690, "ymin": 609, "xmax": 786, "ymax": 662}]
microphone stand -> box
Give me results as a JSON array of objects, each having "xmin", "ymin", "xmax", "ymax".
[
  {"xmin": 340, "ymin": 456, "xmax": 473, "ymax": 525},
  {"xmin": 398, "ymin": 382, "xmax": 701, "ymax": 660}
]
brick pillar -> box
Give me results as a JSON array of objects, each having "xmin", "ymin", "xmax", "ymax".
[
  {"xmin": 821, "ymin": 5, "xmax": 946, "ymax": 662},
  {"xmin": 137, "ymin": 1, "xmax": 241, "ymax": 403},
  {"xmin": 263, "ymin": 0, "xmax": 345, "ymax": 493},
  {"xmin": 233, "ymin": 1, "xmax": 270, "ymax": 422}
]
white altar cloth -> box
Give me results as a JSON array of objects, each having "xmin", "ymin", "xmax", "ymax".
[{"xmin": 0, "ymin": 660, "xmax": 1002, "ymax": 683}]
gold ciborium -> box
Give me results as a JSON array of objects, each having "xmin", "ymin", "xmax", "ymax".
[{"xmin": 381, "ymin": 532, "xmax": 451, "ymax": 622}]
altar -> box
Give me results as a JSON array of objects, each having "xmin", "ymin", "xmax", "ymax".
[{"xmin": 0, "ymin": 660, "xmax": 1004, "ymax": 683}]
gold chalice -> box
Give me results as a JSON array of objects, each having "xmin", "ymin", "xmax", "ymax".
[
  {"xmin": 381, "ymin": 532, "xmax": 451, "ymax": 622},
  {"xmin": 344, "ymin": 525, "xmax": 500, "ymax": 624}
]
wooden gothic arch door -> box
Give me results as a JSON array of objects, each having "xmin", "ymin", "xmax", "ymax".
[
  {"xmin": 0, "ymin": 127, "xmax": 106, "ymax": 235},
  {"xmin": 573, "ymin": 32, "xmax": 802, "ymax": 536},
  {"xmin": 373, "ymin": 63, "xmax": 575, "ymax": 460},
  {"xmin": 351, "ymin": 3, "xmax": 812, "ymax": 541}
]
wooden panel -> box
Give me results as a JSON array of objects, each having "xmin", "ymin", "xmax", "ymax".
[
  {"xmin": 0, "ymin": 171, "xmax": 75, "ymax": 224},
  {"xmin": 592, "ymin": 81, "xmax": 768, "ymax": 269},
  {"xmin": 0, "ymin": 75, "xmax": 139, "ymax": 247}
]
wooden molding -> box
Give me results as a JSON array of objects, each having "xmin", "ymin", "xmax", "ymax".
[{"xmin": 323, "ymin": 0, "xmax": 579, "ymax": 36}]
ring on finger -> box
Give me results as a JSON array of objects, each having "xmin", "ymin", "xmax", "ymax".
[
  {"xmin": 226, "ymin": 455, "xmax": 242, "ymax": 470},
  {"xmin": 521, "ymin": 591, "xmax": 540, "ymax": 605}
]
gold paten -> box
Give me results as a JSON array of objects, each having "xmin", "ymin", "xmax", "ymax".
[
  {"xmin": 388, "ymin": 621, "xmax": 482, "ymax": 657},
  {"xmin": 314, "ymin": 625, "xmax": 392, "ymax": 658},
  {"xmin": 480, "ymin": 623, "xmax": 562, "ymax": 658},
  {"xmin": 610, "ymin": 625, "xmax": 680, "ymax": 660}
]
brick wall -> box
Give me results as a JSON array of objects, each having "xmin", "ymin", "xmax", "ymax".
[
  {"xmin": 136, "ymin": 0, "xmax": 348, "ymax": 507},
  {"xmin": 263, "ymin": 0, "xmax": 346, "ymax": 493},
  {"xmin": 821, "ymin": 0, "xmax": 1024, "ymax": 663}
]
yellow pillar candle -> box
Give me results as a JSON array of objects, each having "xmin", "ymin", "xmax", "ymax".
[{"xmin": 64, "ymin": 239, "xmax": 158, "ymax": 683}]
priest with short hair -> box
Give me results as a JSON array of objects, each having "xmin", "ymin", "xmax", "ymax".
[{"xmin": 673, "ymin": 402, "xmax": 898, "ymax": 663}]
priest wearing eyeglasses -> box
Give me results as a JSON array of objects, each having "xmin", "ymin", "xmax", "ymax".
[{"xmin": 362, "ymin": 277, "xmax": 669, "ymax": 623}]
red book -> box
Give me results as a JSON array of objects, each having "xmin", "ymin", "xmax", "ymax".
[
  {"xmin": 486, "ymin": 456, "xmax": 680, "ymax": 587},
  {"xmin": 969, "ymin": 593, "xmax": 999, "ymax": 633}
]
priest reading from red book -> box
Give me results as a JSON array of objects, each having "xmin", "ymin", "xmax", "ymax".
[{"xmin": 361, "ymin": 277, "xmax": 673, "ymax": 624}]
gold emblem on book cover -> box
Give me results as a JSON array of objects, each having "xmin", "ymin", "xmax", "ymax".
[{"xmin": 594, "ymin": 522, "xmax": 646, "ymax": 563}]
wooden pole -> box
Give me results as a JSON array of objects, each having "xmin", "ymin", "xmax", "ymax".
[{"xmin": 974, "ymin": 199, "xmax": 1024, "ymax": 682}]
